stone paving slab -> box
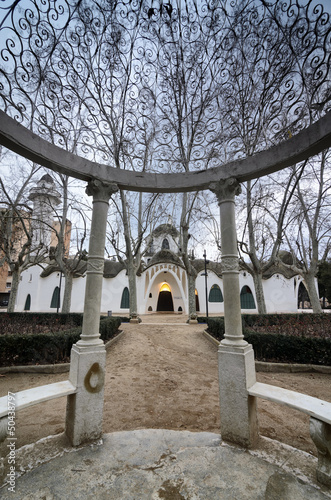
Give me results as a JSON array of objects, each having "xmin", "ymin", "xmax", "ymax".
[{"xmin": 1, "ymin": 430, "xmax": 330, "ymax": 500}]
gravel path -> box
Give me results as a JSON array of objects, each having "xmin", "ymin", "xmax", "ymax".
[{"xmin": 1, "ymin": 314, "xmax": 330, "ymax": 458}]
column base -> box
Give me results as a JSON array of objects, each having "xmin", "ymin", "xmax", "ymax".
[
  {"xmin": 65, "ymin": 343, "xmax": 106, "ymax": 446},
  {"xmin": 310, "ymin": 417, "xmax": 331, "ymax": 487},
  {"xmin": 218, "ymin": 343, "xmax": 259, "ymax": 448}
]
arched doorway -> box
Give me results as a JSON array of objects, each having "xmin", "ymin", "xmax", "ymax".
[
  {"xmin": 298, "ymin": 281, "xmax": 310, "ymax": 309},
  {"xmin": 195, "ymin": 289, "xmax": 200, "ymax": 312},
  {"xmin": 157, "ymin": 282, "xmax": 174, "ymax": 311}
]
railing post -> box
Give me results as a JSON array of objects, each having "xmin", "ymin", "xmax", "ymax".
[
  {"xmin": 66, "ymin": 180, "xmax": 118, "ymax": 446},
  {"xmin": 210, "ymin": 179, "xmax": 259, "ymax": 448}
]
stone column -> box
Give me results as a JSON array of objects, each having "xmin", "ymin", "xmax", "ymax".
[
  {"xmin": 66, "ymin": 180, "xmax": 118, "ymax": 446},
  {"xmin": 210, "ymin": 179, "xmax": 258, "ymax": 448}
]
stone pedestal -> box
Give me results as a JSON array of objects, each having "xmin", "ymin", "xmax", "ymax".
[
  {"xmin": 218, "ymin": 344, "xmax": 258, "ymax": 447},
  {"xmin": 65, "ymin": 180, "xmax": 118, "ymax": 446},
  {"xmin": 310, "ymin": 417, "xmax": 331, "ymax": 487},
  {"xmin": 210, "ymin": 179, "xmax": 259, "ymax": 448},
  {"xmin": 66, "ymin": 344, "xmax": 106, "ymax": 446}
]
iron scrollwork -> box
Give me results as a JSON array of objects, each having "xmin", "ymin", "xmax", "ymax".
[{"xmin": 0, "ymin": 0, "xmax": 330, "ymax": 176}]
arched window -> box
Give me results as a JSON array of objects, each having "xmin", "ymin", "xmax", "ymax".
[
  {"xmin": 240, "ymin": 286, "xmax": 256, "ymax": 309},
  {"xmin": 162, "ymin": 238, "xmax": 170, "ymax": 249},
  {"xmin": 208, "ymin": 284, "xmax": 224, "ymax": 303},
  {"xmin": 120, "ymin": 287, "xmax": 130, "ymax": 308},
  {"xmin": 24, "ymin": 294, "xmax": 31, "ymax": 311},
  {"xmin": 50, "ymin": 287, "xmax": 60, "ymax": 309}
]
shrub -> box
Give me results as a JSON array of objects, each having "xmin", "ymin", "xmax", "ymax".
[
  {"xmin": 197, "ymin": 316, "xmax": 208, "ymax": 324},
  {"xmin": 207, "ymin": 314, "xmax": 331, "ymax": 366},
  {"xmin": 0, "ymin": 312, "xmax": 84, "ymax": 336},
  {"xmin": 244, "ymin": 331, "xmax": 331, "ymax": 366},
  {"xmin": 242, "ymin": 313, "xmax": 331, "ymax": 338},
  {"xmin": 0, "ymin": 316, "xmax": 121, "ymax": 366},
  {"xmin": 207, "ymin": 317, "xmax": 225, "ymax": 340}
]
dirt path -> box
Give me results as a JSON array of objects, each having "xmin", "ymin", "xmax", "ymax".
[{"xmin": 1, "ymin": 314, "xmax": 331, "ymax": 458}]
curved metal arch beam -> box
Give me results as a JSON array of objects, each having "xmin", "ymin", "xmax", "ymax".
[{"xmin": 0, "ymin": 110, "xmax": 331, "ymax": 192}]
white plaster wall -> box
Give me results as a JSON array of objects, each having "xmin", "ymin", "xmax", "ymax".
[
  {"xmin": 16, "ymin": 267, "xmax": 63, "ymax": 312},
  {"xmin": 70, "ymin": 276, "xmax": 87, "ymax": 313},
  {"xmin": 101, "ymin": 270, "xmax": 129, "ymax": 314},
  {"xmin": 16, "ymin": 266, "xmax": 42, "ymax": 311},
  {"xmin": 195, "ymin": 271, "xmax": 225, "ymax": 315},
  {"xmin": 15, "ymin": 263, "xmax": 303, "ymax": 315},
  {"xmin": 264, "ymin": 274, "xmax": 298, "ymax": 313}
]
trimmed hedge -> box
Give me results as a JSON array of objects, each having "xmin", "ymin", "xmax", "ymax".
[
  {"xmin": 207, "ymin": 315, "xmax": 331, "ymax": 366},
  {"xmin": 244, "ymin": 330, "xmax": 331, "ymax": 366},
  {"xmin": 197, "ymin": 316, "xmax": 208, "ymax": 324},
  {"xmin": 0, "ymin": 316, "xmax": 121, "ymax": 366},
  {"xmin": 242, "ymin": 313, "xmax": 331, "ymax": 338},
  {"xmin": 0, "ymin": 312, "xmax": 84, "ymax": 336}
]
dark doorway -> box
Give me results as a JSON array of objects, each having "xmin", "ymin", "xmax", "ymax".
[
  {"xmin": 195, "ymin": 290, "xmax": 200, "ymax": 312},
  {"xmin": 157, "ymin": 291, "xmax": 174, "ymax": 311},
  {"xmin": 298, "ymin": 281, "xmax": 310, "ymax": 309},
  {"xmin": 24, "ymin": 294, "xmax": 31, "ymax": 311}
]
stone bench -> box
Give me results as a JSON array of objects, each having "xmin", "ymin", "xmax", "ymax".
[
  {"xmin": 0, "ymin": 380, "xmax": 76, "ymax": 442},
  {"xmin": 248, "ymin": 381, "xmax": 331, "ymax": 487}
]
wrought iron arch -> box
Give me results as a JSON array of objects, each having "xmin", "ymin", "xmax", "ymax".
[{"xmin": 0, "ymin": 0, "xmax": 330, "ymax": 190}]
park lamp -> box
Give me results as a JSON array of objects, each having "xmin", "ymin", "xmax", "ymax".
[{"xmin": 202, "ymin": 250, "xmax": 209, "ymax": 318}]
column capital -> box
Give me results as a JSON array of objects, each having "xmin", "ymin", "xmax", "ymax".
[
  {"xmin": 210, "ymin": 178, "xmax": 241, "ymax": 204},
  {"xmin": 86, "ymin": 179, "xmax": 118, "ymax": 202}
]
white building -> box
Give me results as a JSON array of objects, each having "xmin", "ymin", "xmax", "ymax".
[{"xmin": 15, "ymin": 222, "xmax": 305, "ymax": 315}]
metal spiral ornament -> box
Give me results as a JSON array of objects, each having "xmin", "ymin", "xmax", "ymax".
[{"xmin": 0, "ymin": 0, "xmax": 330, "ymax": 174}]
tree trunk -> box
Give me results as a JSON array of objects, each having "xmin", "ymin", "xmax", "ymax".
[
  {"xmin": 304, "ymin": 272, "xmax": 322, "ymax": 313},
  {"xmin": 7, "ymin": 267, "xmax": 20, "ymax": 312},
  {"xmin": 187, "ymin": 270, "xmax": 197, "ymax": 318},
  {"xmin": 61, "ymin": 272, "xmax": 73, "ymax": 314},
  {"xmin": 252, "ymin": 271, "xmax": 267, "ymax": 314},
  {"xmin": 127, "ymin": 262, "xmax": 138, "ymax": 317}
]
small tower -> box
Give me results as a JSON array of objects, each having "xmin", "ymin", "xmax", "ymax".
[
  {"xmin": 145, "ymin": 223, "xmax": 180, "ymax": 257},
  {"xmin": 28, "ymin": 174, "xmax": 61, "ymax": 251}
]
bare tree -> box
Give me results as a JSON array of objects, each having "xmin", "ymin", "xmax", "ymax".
[
  {"xmin": 235, "ymin": 166, "xmax": 304, "ymax": 312},
  {"xmin": 0, "ymin": 157, "xmax": 46, "ymax": 311},
  {"xmin": 1, "ymin": 0, "xmax": 330, "ymax": 318},
  {"xmin": 281, "ymin": 151, "xmax": 331, "ymax": 312},
  {"xmin": 47, "ymin": 174, "xmax": 89, "ymax": 313},
  {"xmin": 212, "ymin": 0, "xmax": 322, "ymax": 312},
  {"xmin": 106, "ymin": 189, "xmax": 160, "ymax": 318}
]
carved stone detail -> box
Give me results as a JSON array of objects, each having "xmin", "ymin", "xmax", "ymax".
[
  {"xmin": 86, "ymin": 256, "xmax": 105, "ymax": 275},
  {"xmin": 222, "ymin": 255, "xmax": 240, "ymax": 273},
  {"xmin": 210, "ymin": 178, "xmax": 241, "ymax": 204},
  {"xmin": 86, "ymin": 179, "xmax": 118, "ymax": 201},
  {"xmin": 310, "ymin": 417, "xmax": 331, "ymax": 487}
]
